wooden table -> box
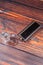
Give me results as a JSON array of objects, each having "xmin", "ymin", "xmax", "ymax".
[{"xmin": 0, "ymin": 1, "xmax": 43, "ymax": 65}]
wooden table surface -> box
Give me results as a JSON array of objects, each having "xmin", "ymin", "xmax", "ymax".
[
  {"xmin": 0, "ymin": 1, "xmax": 43, "ymax": 65},
  {"xmin": 9, "ymin": 0, "xmax": 43, "ymax": 9}
]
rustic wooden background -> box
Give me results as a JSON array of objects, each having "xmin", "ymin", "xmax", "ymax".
[
  {"xmin": 11, "ymin": 0, "xmax": 43, "ymax": 9},
  {"xmin": 0, "ymin": 1, "xmax": 43, "ymax": 65}
]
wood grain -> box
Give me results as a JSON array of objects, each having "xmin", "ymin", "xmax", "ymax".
[
  {"xmin": 1, "ymin": 0, "xmax": 43, "ymax": 9},
  {"xmin": 0, "ymin": 1, "xmax": 43, "ymax": 21},
  {"xmin": 0, "ymin": 1, "xmax": 43, "ymax": 65},
  {"xmin": 12, "ymin": 0, "xmax": 43, "ymax": 9},
  {"xmin": 0, "ymin": 44, "xmax": 43, "ymax": 65}
]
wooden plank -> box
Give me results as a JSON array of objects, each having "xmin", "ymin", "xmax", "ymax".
[
  {"xmin": 0, "ymin": 1, "xmax": 43, "ymax": 21},
  {"xmin": 0, "ymin": 44, "xmax": 43, "ymax": 65},
  {"xmin": 0, "ymin": 1, "xmax": 43, "ymax": 65},
  {"xmin": 6, "ymin": 0, "xmax": 43, "ymax": 9},
  {"xmin": 1, "ymin": 0, "xmax": 43, "ymax": 9},
  {"xmin": 0, "ymin": 11, "xmax": 43, "ymax": 57}
]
